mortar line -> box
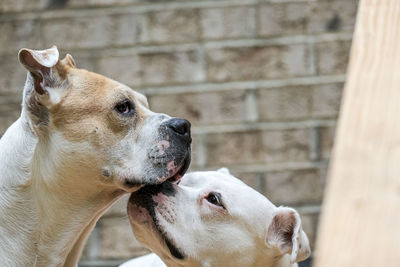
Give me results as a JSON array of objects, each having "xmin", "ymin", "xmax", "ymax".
[{"xmin": 137, "ymin": 74, "xmax": 346, "ymax": 95}]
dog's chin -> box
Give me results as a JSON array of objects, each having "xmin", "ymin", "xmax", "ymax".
[
  {"xmin": 128, "ymin": 200, "xmax": 186, "ymax": 260},
  {"xmin": 126, "ymin": 150, "xmax": 190, "ymax": 257}
]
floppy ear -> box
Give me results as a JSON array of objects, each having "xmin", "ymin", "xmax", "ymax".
[
  {"xmin": 217, "ymin": 168, "xmax": 230, "ymax": 175},
  {"xmin": 265, "ymin": 207, "xmax": 311, "ymax": 263},
  {"xmin": 18, "ymin": 46, "xmax": 72, "ymax": 107}
]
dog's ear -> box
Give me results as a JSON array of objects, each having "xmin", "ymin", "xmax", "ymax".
[
  {"xmin": 61, "ymin": 53, "xmax": 76, "ymax": 68},
  {"xmin": 217, "ymin": 168, "xmax": 230, "ymax": 175},
  {"xmin": 265, "ymin": 207, "xmax": 311, "ymax": 263},
  {"xmin": 18, "ymin": 46, "xmax": 70, "ymax": 107}
]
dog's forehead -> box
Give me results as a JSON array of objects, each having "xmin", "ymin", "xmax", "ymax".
[
  {"xmin": 50, "ymin": 68, "xmax": 149, "ymax": 142},
  {"xmin": 182, "ymin": 171, "xmax": 242, "ymax": 187},
  {"xmin": 183, "ymin": 171, "xmax": 274, "ymax": 211},
  {"xmin": 68, "ymin": 69, "xmax": 134, "ymax": 98},
  {"xmin": 182, "ymin": 171, "xmax": 276, "ymax": 236}
]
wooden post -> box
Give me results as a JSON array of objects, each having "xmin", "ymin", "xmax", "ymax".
[{"xmin": 314, "ymin": 0, "xmax": 400, "ymax": 266}]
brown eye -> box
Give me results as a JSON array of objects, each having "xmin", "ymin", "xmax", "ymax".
[
  {"xmin": 206, "ymin": 192, "xmax": 224, "ymax": 208},
  {"xmin": 115, "ymin": 100, "xmax": 134, "ymax": 115}
]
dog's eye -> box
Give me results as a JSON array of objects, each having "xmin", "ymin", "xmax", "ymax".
[
  {"xmin": 206, "ymin": 192, "xmax": 224, "ymax": 208},
  {"xmin": 115, "ymin": 100, "xmax": 134, "ymax": 115}
]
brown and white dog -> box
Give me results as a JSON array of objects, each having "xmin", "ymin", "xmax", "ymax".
[
  {"xmin": 124, "ymin": 169, "xmax": 310, "ymax": 267},
  {"xmin": 0, "ymin": 46, "xmax": 191, "ymax": 266}
]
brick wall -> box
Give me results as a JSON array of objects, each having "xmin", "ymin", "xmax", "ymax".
[{"xmin": 0, "ymin": 0, "xmax": 358, "ymax": 266}]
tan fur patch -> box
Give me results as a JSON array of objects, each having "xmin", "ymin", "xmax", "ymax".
[{"xmin": 50, "ymin": 68, "xmax": 148, "ymax": 147}]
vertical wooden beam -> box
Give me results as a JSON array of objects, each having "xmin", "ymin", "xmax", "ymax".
[{"xmin": 314, "ymin": 0, "xmax": 400, "ymax": 266}]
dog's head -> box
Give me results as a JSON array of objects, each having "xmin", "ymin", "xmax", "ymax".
[
  {"xmin": 127, "ymin": 169, "xmax": 311, "ymax": 266},
  {"xmin": 18, "ymin": 46, "xmax": 191, "ymax": 192}
]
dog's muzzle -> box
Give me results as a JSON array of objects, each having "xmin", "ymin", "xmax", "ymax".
[{"xmin": 161, "ymin": 118, "xmax": 191, "ymax": 182}]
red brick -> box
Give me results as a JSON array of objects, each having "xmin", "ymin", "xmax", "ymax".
[
  {"xmin": 206, "ymin": 128, "xmax": 310, "ymax": 166},
  {"xmin": 259, "ymin": 0, "xmax": 358, "ymax": 37},
  {"xmin": 262, "ymin": 128, "xmax": 310, "ymax": 163},
  {"xmin": 97, "ymin": 50, "xmax": 204, "ymax": 87},
  {"xmin": 147, "ymin": 9, "xmax": 200, "ymax": 44},
  {"xmin": 148, "ymin": 90, "xmax": 246, "ymax": 126},
  {"xmin": 320, "ymin": 126, "xmax": 336, "ymax": 160},
  {"xmin": 139, "ymin": 50, "xmax": 204, "ymax": 86},
  {"xmin": 206, "ymin": 131, "xmax": 264, "ymax": 166},
  {"xmin": 0, "ymin": 55, "xmax": 27, "ymax": 94},
  {"xmin": 0, "ymin": 20, "xmax": 42, "ymax": 54},
  {"xmin": 316, "ymin": 41, "xmax": 352, "ymax": 75},
  {"xmin": 259, "ymin": 3, "xmax": 309, "ymax": 37},
  {"xmin": 258, "ymin": 83, "xmax": 343, "ymax": 122},
  {"xmin": 311, "ymin": 83, "xmax": 343, "ymax": 118},
  {"xmin": 207, "ymin": 44, "xmax": 311, "ymax": 82},
  {"xmin": 258, "ymin": 86, "xmax": 312, "ymax": 121},
  {"xmin": 0, "ymin": 93, "xmax": 21, "ymax": 136},
  {"xmin": 97, "ymin": 55, "xmax": 142, "ymax": 87},
  {"xmin": 41, "ymin": 14, "xmax": 145, "ymax": 50},
  {"xmin": 264, "ymin": 168, "xmax": 325, "ymax": 206},
  {"xmin": 307, "ymin": 0, "xmax": 358, "ymax": 34},
  {"xmin": 201, "ymin": 6, "xmax": 256, "ymax": 39},
  {"xmin": 190, "ymin": 133, "xmax": 205, "ymax": 168},
  {"xmin": 299, "ymin": 212, "xmax": 319, "ymax": 249},
  {"xmin": 0, "ymin": 0, "xmax": 44, "ymax": 13}
]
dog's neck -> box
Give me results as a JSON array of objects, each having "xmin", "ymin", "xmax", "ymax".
[
  {"xmin": 0, "ymin": 115, "xmax": 38, "ymax": 266},
  {"xmin": 0, "ymin": 111, "xmax": 124, "ymax": 266},
  {"xmin": 29, "ymin": 138, "xmax": 125, "ymax": 266},
  {"xmin": 31, "ymin": 180, "xmax": 123, "ymax": 266}
]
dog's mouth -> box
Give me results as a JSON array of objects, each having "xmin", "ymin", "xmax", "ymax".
[
  {"xmin": 128, "ymin": 183, "xmax": 186, "ymax": 260},
  {"xmin": 166, "ymin": 155, "xmax": 190, "ymax": 184},
  {"xmin": 124, "ymin": 151, "xmax": 191, "ymax": 189}
]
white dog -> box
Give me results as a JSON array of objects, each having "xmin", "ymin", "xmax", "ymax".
[
  {"xmin": 123, "ymin": 169, "xmax": 311, "ymax": 267},
  {"xmin": 0, "ymin": 46, "xmax": 191, "ymax": 266}
]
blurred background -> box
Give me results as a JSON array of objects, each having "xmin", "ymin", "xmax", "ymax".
[{"xmin": 0, "ymin": 0, "xmax": 358, "ymax": 266}]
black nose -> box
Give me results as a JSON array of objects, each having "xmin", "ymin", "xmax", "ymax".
[{"xmin": 167, "ymin": 118, "xmax": 191, "ymax": 143}]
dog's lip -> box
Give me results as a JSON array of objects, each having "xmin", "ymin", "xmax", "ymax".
[
  {"xmin": 122, "ymin": 151, "xmax": 190, "ymax": 190},
  {"xmin": 167, "ymin": 155, "xmax": 190, "ymax": 184},
  {"xmin": 164, "ymin": 234, "xmax": 185, "ymax": 259},
  {"xmin": 163, "ymin": 152, "xmax": 191, "ymax": 184}
]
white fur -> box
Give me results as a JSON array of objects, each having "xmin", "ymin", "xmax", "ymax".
[
  {"xmin": 0, "ymin": 102, "xmax": 124, "ymax": 266},
  {"xmin": 125, "ymin": 170, "xmax": 311, "ymax": 267},
  {"xmin": 0, "ymin": 47, "xmax": 186, "ymax": 266}
]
